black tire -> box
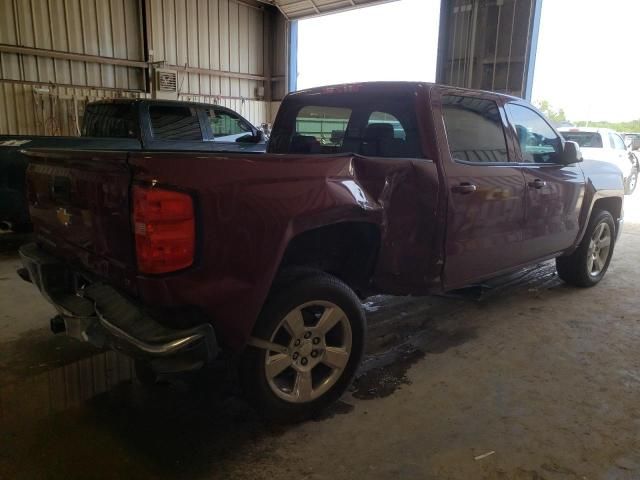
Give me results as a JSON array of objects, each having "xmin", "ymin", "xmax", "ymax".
[
  {"xmin": 625, "ymin": 169, "xmax": 638, "ymax": 195},
  {"xmin": 134, "ymin": 359, "xmax": 159, "ymax": 385},
  {"xmin": 556, "ymin": 210, "xmax": 616, "ymax": 288},
  {"xmin": 240, "ymin": 271, "xmax": 365, "ymax": 422},
  {"xmin": 10, "ymin": 222, "xmax": 32, "ymax": 234}
]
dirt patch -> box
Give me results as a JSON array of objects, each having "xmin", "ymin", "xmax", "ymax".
[
  {"xmin": 421, "ymin": 326, "xmax": 477, "ymax": 354},
  {"xmin": 352, "ymin": 348, "xmax": 425, "ymax": 399},
  {"xmin": 312, "ymin": 400, "xmax": 355, "ymax": 421},
  {"xmin": 353, "ymin": 326, "xmax": 477, "ymax": 400}
]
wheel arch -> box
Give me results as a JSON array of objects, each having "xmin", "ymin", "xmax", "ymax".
[
  {"xmin": 592, "ymin": 196, "xmax": 623, "ymax": 234},
  {"xmin": 274, "ymin": 221, "xmax": 382, "ymax": 298}
]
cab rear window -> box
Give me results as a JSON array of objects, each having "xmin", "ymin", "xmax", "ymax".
[
  {"xmin": 82, "ymin": 104, "xmax": 137, "ymax": 138},
  {"xmin": 269, "ymin": 94, "xmax": 423, "ymax": 158},
  {"xmin": 561, "ymin": 132, "xmax": 603, "ymax": 148}
]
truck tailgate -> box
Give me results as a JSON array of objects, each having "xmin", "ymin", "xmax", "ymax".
[{"xmin": 25, "ymin": 149, "xmax": 135, "ymax": 290}]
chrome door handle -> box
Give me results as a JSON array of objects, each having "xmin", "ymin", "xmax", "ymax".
[
  {"xmin": 528, "ymin": 179, "xmax": 547, "ymax": 189},
  {"xmin": 451, "ymin": 183, "xmax": 478, "ymax": 194}
]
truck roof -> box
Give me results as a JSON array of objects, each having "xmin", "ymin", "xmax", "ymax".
[
  {"xmin": 558, "ymin": 127, "xmax": 617, "ymax": 134},
  {"xmin": 288, "ymin": 81, "xmax": 523, "ymax": 102},
  {"xmin": 86, "ymin": 97, "xmax": 239, "ymax": 111}
]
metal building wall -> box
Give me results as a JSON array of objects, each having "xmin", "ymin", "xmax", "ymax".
[
  {"xmin": 146, "ymin": 0, "xmax": 273, "ymax": 125},
  {"xmin": 0, "ymin": 0, "xmax": 145, "ymax": 135},
  {"xmin": 0, "ymin": 0, "xmax": 286, "ymax": 135},
  {"xmin": 436, "ymin": 0, "xmax": 542, "ymax": 99}
]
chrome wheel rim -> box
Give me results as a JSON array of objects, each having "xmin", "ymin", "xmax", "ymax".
[
  {"xmin": 587, "ymin": 222, "xmax": 611, "ymax": 277},
  {"xmin": 629, "ymin": 173, "xmax": 637, "ymax": 192},
  {"xmin": 263, "ymin": 301, "xmax": 352, "ymax": 404}
]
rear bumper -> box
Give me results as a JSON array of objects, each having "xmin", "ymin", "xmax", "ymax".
[{"xmin": 19, "ymin": 242, "xmax": 218, "ymax": 373}]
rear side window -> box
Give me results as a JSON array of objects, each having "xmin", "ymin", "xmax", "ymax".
[
  {"xmin": 149, "ymin": 106, "xmax": 202, "ymax": 141},
  {"xmin": 442, "ymin": 95, "xmax": 509, "ymax": 163},
  {"xmin": 82, "ymin": 104, "xmax": 137, "ymax": 138},
  {"xmin": 506, "ymin": 103, "xmax": 562, "ymax": 163},
  {"xmin": 561, "ymin": 131, "xmax": 603, "ymax": 148},
  {"xmin": 269, "ymin": 94, "xmax": 423, "ymax": 158}
]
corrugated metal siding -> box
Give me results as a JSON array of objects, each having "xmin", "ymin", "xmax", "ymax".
[
  {"xmin": 0, "ymin": 82, "xmax": 139, "ymax": 136},
  {"xmin": 147, "ymin": 0, "xmax": 266, "ymax": 101},
  {"xmin": 436, "ymin": 0, "xmax": 539, "ymax": 98},
  {"xmin": 0, "ymin": 0, "xmax": 285, "ymax": 135},
  {"xmin": 0, "ymin": 0, "xmax": 144, "ymax": 90}
]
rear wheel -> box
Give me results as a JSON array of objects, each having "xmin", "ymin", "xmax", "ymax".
[
  {"xmin": 556, "ymin": 210, "xmax": 616, "ymax": 287},
  {"xmin": 241, "ymin": 271, "xmax": 365, "ymax": 422}
]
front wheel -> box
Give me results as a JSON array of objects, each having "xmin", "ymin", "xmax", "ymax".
[
  {"xmin": 240, "ymin": 271, "xmax": 365, "ymax": 422},
  {"xmin": 625, "ymin": 169, "xmax": 638, "ymax": 195},
  {"xmin": 556, "ymin": 210, "xmax": 616, "ymax": 288}
]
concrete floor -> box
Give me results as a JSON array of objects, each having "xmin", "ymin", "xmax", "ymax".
[{"xmin": 1, "ymin": 193, "xmax": 640, "ymax": 480}]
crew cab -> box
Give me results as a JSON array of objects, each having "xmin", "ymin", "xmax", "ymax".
[
  {"xmin": 0, "ymin": 99, "xmax": 265, "ymax": 231},
  {"xmin": 559, "ymin": 127, "xmax": 639, "ymax": 194},
  {"xmin": 18, "ymin": 82, "xmax": 624, "ymax": 420}
]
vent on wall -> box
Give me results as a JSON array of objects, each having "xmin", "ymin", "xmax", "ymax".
[{"xmin": 154, "ymin": 69, "xmax": 178, "ymax": 100}]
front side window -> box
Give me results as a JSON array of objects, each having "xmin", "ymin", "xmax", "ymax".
[
  {"xmin": 207, "ymin": 109, "xmax": 252, "ymax": 141},
  {"xmin": 149, "ymin": 106, "xmax": 202, "ymax": 141},
  {"xmin": 506, "ymin": 103, "xmax": 562, "ymax": 164},
  {"xmin": 442, "ymin": 95, "xmax": 509, "ymax": 163}
]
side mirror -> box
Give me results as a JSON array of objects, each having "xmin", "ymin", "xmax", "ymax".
[
  {"xmin": 236, "ymin": 130, "xmax": 264, "ymax": 144},
  {"xmin": 632, "ymin": 138, "xmax": 640, "ymax": 151},
  {"xmin": 562, "ymin": 141, "xmax": 583, "ymax": 164}
]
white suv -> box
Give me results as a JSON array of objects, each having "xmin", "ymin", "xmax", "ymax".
[{"xmin": 559, "ymin": 127, "xmax": 639, "ymax": 194}]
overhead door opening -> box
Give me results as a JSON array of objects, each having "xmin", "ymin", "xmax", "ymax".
[{"xmin": 294, "ymin": 0, "xmax": 441, "ymax": 90}]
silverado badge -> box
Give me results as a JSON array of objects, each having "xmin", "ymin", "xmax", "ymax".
[{"xmin": 56, "ymin": 207, "xmax": 72, "ymax": 227}]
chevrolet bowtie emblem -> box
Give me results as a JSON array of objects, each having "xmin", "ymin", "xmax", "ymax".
[{"xmin": 56, "ymin": 207, "xmax": 72, "ymax": 227}]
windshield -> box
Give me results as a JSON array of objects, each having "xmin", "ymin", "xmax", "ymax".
[{"xmin": 560, "ymin": 131, "xmax": 603, "ymax": 148}]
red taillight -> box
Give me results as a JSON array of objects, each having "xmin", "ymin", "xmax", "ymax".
[{"xmin": 132, "ymin": 185, "xmax": 195, "ymax": 274}]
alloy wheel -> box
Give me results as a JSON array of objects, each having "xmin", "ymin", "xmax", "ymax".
[
  {"xmin": 262, "ymin": 301, "xmax": 352, "ymax": 403},
  {"xmin": 587, "ymin": 222, "xmax": 611, "ymax": 277}
]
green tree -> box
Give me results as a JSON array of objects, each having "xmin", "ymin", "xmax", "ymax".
[
  {"xmin": 573, "ymin": 119, "xmax": 640, "ymax": 133},
  {"xmin": 535, "ymin": 100, "xmax": 567, "ymax": 123}
]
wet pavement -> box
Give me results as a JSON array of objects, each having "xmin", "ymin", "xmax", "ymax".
[{"xmin": 1, "ymin": 194, "xmax": 640, "ymax": 479}]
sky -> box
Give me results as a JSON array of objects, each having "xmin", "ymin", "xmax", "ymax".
[
  {"xmin": 297, "ymin": 0, "xmax": 640, "ymax": 123},
  {"xmin": 296, "ymin": 0, "xmax": 440, "ymax": 89},
  {"xmin": 532, "ymin": 0, "xmax": 640, "ymax": 122}
]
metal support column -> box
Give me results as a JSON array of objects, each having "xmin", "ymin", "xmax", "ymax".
[{"xmin": 288, "ymin": 20, "xmax": 299, "ymax": 92}]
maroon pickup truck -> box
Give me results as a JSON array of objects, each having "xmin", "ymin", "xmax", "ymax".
[{"xmin": 18, "ymin": 82, "xmax": 625, "ymax": 420}]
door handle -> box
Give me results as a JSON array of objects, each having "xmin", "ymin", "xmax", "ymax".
[
  {"xmin": 451, "ymin": 183, "xmax": 478, "ymax": 194},
  {"xmin": 528, "ymin": 179, "xmax": 547, "ymax": 189}
]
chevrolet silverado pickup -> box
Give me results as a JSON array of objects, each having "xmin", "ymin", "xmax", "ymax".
[
  {"xmin": 0, "ymin": 98, "xmax": 265, "ymax": 232},
  {"xmin": 18, "ymin": 82, "xmax": 625, "ymax": 420}
]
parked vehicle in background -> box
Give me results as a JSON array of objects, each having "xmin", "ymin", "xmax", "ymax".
[
  {"xmin": 18, "ymin": 82, "xmax": 625, "ymax": 421},
  {"xmin": 623, "ymin": 133, "xmax": 640, "ymax": 151},
  {"xmin": 559, "ymin": 127, "xmax": 639, "ymax": 194},
  {"xmin": 0, "ymin": 99, "xmax": 265, "ymax": 232}
]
